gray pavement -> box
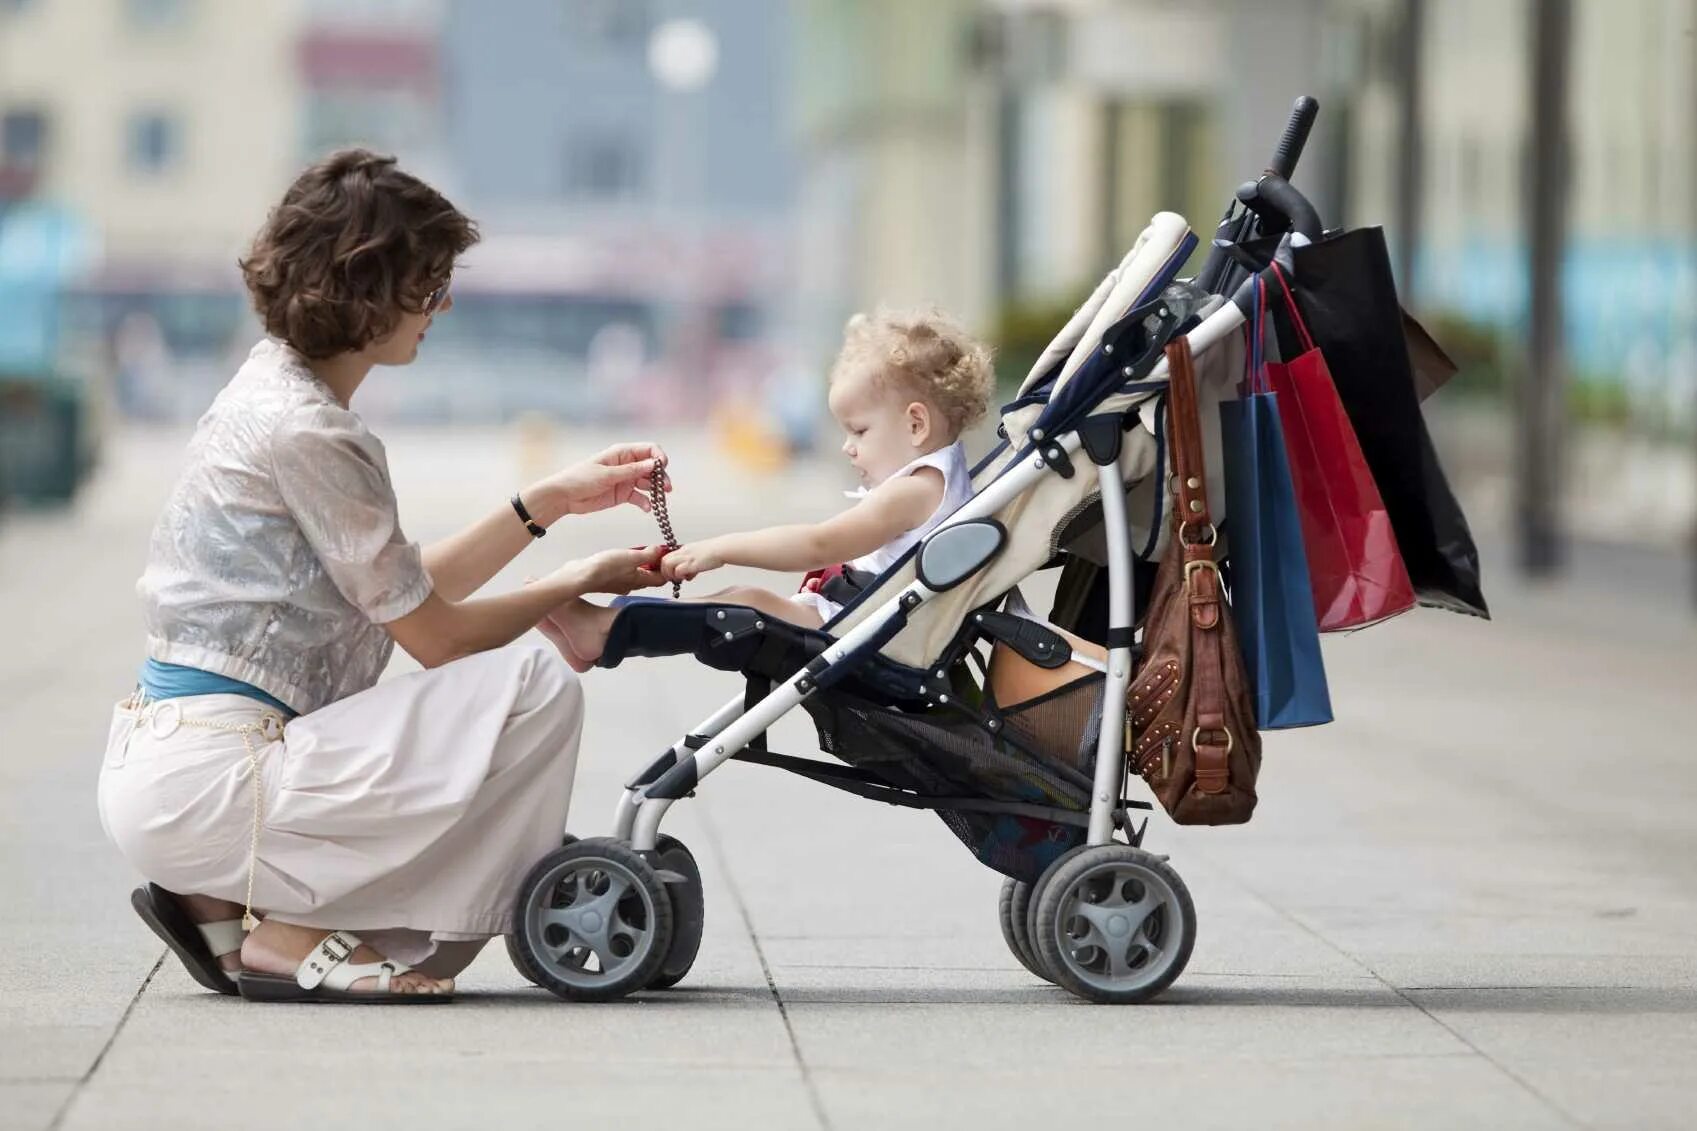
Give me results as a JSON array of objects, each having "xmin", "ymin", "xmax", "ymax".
[{"xmin": 3, "ymin": 423, "xmax": 1696, "ymax": 1131}]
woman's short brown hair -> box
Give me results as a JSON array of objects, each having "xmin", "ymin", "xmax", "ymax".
[{"xmin": 240, "ymin": 149, "xmax": 479, "ymax": 359}]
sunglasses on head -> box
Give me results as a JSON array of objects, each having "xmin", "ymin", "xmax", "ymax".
[{"xmin": 422, "ymin": 276, "xmax": 452, "ymax": 316}]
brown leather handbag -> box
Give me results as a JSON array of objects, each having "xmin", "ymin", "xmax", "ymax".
[{"xmin": 1126, "ymin": 336, "xmax": 1262, "ymax": 824}]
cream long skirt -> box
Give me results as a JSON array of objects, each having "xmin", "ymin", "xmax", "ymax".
[{"xmin": 98, "ymin": 643, "xmax": 582, "ymax": 967}]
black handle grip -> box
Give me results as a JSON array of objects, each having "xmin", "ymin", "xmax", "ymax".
[
  {"xmin": 1254, "ymin": 174, "xmax": 1322, "ymax": 241},
  {"xmin": 1269, "ymin": 96, "xmax": 1319, "ymax": 180}
]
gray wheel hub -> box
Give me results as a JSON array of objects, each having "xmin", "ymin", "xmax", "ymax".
[
  {"xmin": 1048, "ymin": 859, "xmax": 1181, "ymax": 994},
  {"xmin": 527, "ymin": 860, "xmax": 661, "ymax": 986}
]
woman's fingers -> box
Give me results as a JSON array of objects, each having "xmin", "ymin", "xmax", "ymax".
[{"xmin": 596, "ymin": 442, "xmax": 669, "ymax": 470}]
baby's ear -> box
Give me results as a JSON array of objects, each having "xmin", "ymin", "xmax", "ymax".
[{"xmin": 906, "ymin": 401, "xmax": 934, "ymax": 444}]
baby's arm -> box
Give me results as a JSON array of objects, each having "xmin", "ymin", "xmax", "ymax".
[{"xmin": 663, "ymin": 469, "xmax": 944, "ymax": 581}]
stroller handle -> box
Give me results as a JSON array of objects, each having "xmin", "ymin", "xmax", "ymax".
[
  {"xmin": 1269, "ymin": 96, "xmax": 1320, "ymax": 181},
  {"xmin": 1253, "ymin": 173, "xmax": 1323, "ymax": 242}
]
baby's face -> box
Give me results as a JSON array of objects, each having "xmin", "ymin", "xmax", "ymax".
[{"xmin": 828, "ymin": 369, "xmax": 927, "ymax": 487}]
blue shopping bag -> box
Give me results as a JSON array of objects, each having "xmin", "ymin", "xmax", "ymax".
[{"xmin": 1219, "ymin": 275, "xmax": 1334, "ymax": 729}]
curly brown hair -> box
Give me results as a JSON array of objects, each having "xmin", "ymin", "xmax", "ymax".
[
  {"xmin": 831, "ymin": 308, "xmax": 995, "ymax": 435},
  {"xmin": 239, "ymin": 149, "xmax": 479, "ymax": 359}
]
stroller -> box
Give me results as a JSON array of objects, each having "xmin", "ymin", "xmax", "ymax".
[{"xmin": 508, "ymin": 101, "xmax": 1328, "ymax": 1006}]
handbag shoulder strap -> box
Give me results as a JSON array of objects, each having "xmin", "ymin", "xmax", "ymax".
[
  {"xmin": 1164, "ymin": 336, "xmax": 1212, "ymax": 539},
  {"xmin": 1164, "ymin": 335, "xmax": 1224, "ymax": 632}
]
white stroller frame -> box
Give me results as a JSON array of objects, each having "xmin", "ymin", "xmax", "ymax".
[{"xmin": 509, "ymin": 96, "xmax": 1326, "ymax": 1007}]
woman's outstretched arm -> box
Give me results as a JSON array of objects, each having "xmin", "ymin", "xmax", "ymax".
[
  {"xmin": 422, "ymin": 442, "xmax": 667, "ymax": 602},
  {"xmin": 388, "ymin": 545, "xmax": 664, "ymax": 668}
]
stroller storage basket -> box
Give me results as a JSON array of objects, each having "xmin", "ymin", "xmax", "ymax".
[{"xmin": 802, "ymin": 673, "xmax": 1104, "ymax": 883}]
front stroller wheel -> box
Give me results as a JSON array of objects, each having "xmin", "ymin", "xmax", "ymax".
[
  {"xmin": 647, "ymin": 835, "xmax": 705, "ymax": 990},
  {"xmin": 508, "ymin": 833, "xmax": 579, "ymax": 988},
  {"xmin": 997, "ymin": 878, "xmax": 1052, "ymax": 983},
  {"xmin": 510, "ymin": 837, "xmax": 675, "ymax": 1001},
  {"xmin": 1032, "ymin": 845, "xmax": 1195, "ymax": 1004}
]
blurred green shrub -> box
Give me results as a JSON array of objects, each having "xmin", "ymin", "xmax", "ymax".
[{"xmin": 989, "ymin": 287, "xmax": 1091, "ymax": 396}]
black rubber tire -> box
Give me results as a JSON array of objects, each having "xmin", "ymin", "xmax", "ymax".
[
  {"xmin": 1031, "ymin": 844, "xmax": 1196, "ymax": 1005},
  {"xmin": 997, "ymin": 877, "xmax": 1052, "ymax": 983},
  {"xmin": 508, "ymin": 836, "xmax": 675, "ymax": 1002},
  {"xmin": 646, "ymin": 834, "xmax": 705, "ymax": 990},
  {"xmin": 507, "ymin": 833, "xmax": 576, "ymax": 987}
]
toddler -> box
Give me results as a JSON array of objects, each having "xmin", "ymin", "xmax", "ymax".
[{"xmin": 540, "ymin": 309, "xmax": 995, "ymax": 671}]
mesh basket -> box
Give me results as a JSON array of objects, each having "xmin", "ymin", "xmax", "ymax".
[{"xmin": 802, "ymin": 674, "xmax": 1105, "ymax": 883}]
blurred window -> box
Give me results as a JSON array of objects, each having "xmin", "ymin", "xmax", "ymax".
[
  {"xmin": 304, "ymin": 91, "xmax": 431, "ymax": 159},
  {"xmin": 568, "ymin": 0, "xmax": 649, "ymax": 50},
  {"xmin": 425, "ymin": 293, "xmax": 657, "ymax": 358},
  {"xmin": 716, "ymin": 302, "xmax": 762, "ymax": 342},
  {"xmin": 564, "ymin": 133, "xmax": 643, "ymax": 200},
  {"xmin": 127, "ymin": 111, "xmax": 181, "ymax": 174},
  {"xmin": 0, "ymin": 0, "xmax": 38, "ymax": 15},
  {"xmin": 127, "ymin": 0, "xmax": 190, "ymax": 29},
  {"xmin": 2, "ymin": 108, "xmax": 46, "ymax": 168}
]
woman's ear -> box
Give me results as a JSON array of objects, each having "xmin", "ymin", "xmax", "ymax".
[{"xmin": 906, "ymin": 401, "xmax": 934, "ymax": 447}]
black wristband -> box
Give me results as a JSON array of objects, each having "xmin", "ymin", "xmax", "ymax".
[{"xmin": 511, "ymin": 492, "xmax": 547, "ymax": 538}]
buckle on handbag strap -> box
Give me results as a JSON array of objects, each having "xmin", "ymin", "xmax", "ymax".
[
  {"xmin": 1183, "ymin": 559, "xmax": 1220, "ymax": 585},
  {"xmin": 1192, "ymin": 725, "xmax": 1233, "ymax": 754}
]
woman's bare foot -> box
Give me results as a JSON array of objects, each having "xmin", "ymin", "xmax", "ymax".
[
  {"xmin": 241, "ymin": 919, "xmax": 452, "ymax": 995},
  {"xmin": 539, "ymin": 599, "xmax": 619, "ymax": 672},
  {"xmin": 178, "ymin": 892, "xmax": 247, "ymax": 974}
]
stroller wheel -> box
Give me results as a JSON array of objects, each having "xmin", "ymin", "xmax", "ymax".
[
  {"xmin": 508, "ymin": 833, "xmax": 578, "ymax": 988},
  {"xmin": 509, "ymin": 836, "xmax": 675, "ymax": 1001},
  {"xmin": 647, "ymin": 834, "xmax": 705, "ymax": 990},
  {"xmin": 1031, "ymin": 845, "xmax": 1195, "ymax": 1005},
  {"xmin": 997, "ymin": 878, "xmax": 1052, "ymax": 983}
]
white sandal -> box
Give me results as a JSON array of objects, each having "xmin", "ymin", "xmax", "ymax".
[{"xmin": 237, "ymin": 931, "xmax": 452, "ymax": 1004}]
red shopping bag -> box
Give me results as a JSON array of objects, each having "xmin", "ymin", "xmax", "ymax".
[{"xmin": 1263, "ymin": 263, "xmax": 1416, "ymax": 631}]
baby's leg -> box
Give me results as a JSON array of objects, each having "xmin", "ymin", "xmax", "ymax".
[
  {"xmin": 540, "ymin": 588, "xmax": 822, "ymax": 671},
  {"xmin": 700, "ymin": 585, "xmax": 825, "ymax": 630}
]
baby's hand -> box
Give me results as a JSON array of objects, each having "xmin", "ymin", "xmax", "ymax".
[{"xmin": 662, "ymin": 542, "xmax": 723, "ymax": 583}]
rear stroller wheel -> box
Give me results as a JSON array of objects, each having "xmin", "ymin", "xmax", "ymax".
[
  {"xmin": 997, "ymin": 877, "xmax": 1053, "ymax": 983},
  {"xmin": 647, "ymin": 834, "xmax": 705, "ymax": 990},
  {"xmin": 1031, "ymin": 844, "xmax": 1195, "ymax": 1005},
  {"xmin": 508, "ymin": 833, "xmax": 578, "ymax": 988},
  {"xmin": 509, "ymin": 836, "xmax": 675, "ymax": 1001}
]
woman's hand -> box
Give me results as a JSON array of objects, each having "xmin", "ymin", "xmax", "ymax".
[
  {"xmin": 660, "ymin": 540, "xmax": 724, "ymax": 584},
  {"xmin": 528, "ymin": 443, "xmax": 670, "ymax": 520},
  {"xmin": 562, "ymin": 545, "xmax": 667, "ymax": 595}
]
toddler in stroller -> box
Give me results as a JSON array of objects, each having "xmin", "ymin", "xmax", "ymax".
[{"xmin": 538, "ymin": 310, "xmax": 995, "ymax": 671}]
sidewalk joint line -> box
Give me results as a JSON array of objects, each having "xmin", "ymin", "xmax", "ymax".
[
  {"xmin": 49, "ymin": 951, "xmax": 165, "ymax": 1131},
  {"xmin": 1207, "ymin": 860, "xmax": 1589, "ymax": 1130},
  {"xmin": 697, "ymin": 799, "xmax": 834, "ymax": 1131}
]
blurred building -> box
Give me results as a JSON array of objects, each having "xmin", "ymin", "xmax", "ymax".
[
  {"xmin": 790, "ymin": 0, "xmax": 1351, "ymax": 372},
  {"xmin": 411, "ymin": 0, "xmax": 798, "ymax": 424},
  {"xmin": 1346, "ymin": 0, "xmax": 1697, "ymax": 430},
  {"xmin": 0, "ymin": 0, "xmax": 300, "ymax": 269},
  {"xmin": 790, "ymin": 0, "xmax": 998, "ymax": 370}
]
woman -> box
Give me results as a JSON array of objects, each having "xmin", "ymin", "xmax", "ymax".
[{"xmin": 99, "ymin": 149, "xmax": 665, "ymax": 1003}]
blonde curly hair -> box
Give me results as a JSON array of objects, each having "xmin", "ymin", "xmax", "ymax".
[{"xmin": 830, "ymin": 308, "xmax": 995, "ymax": 437}]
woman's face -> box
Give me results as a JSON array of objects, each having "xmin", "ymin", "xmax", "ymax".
[{"xmin": 368, "ymin": 280, "xmax": 454, "ymax": 367}]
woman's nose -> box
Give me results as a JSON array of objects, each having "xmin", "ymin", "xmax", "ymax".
[{"xmin": 439, "ymin": 293, "xmax": 455, "ymax": 314}]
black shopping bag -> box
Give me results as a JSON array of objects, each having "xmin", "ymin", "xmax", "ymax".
[{"xmin": 1236, "ymin": 230, "xmax": 1488, "ymax": 618}]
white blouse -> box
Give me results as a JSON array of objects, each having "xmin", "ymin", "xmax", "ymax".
[{"xmin": 136, "ymin": 339, "xmax": 433, "ymax": 714}]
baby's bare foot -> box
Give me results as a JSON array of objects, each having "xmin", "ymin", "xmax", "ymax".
[
  {"xmin": 542, "ymin": 602, "xmax": 614, "ymax": 671},
  {"xmin": 536, "ymin": 613, "xmax": 593, "ymax": 672}
]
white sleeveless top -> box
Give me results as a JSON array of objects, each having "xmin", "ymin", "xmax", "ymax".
[{"xmin": 849, "ymin": 440, "xmax": 974, "ymax": 575}]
